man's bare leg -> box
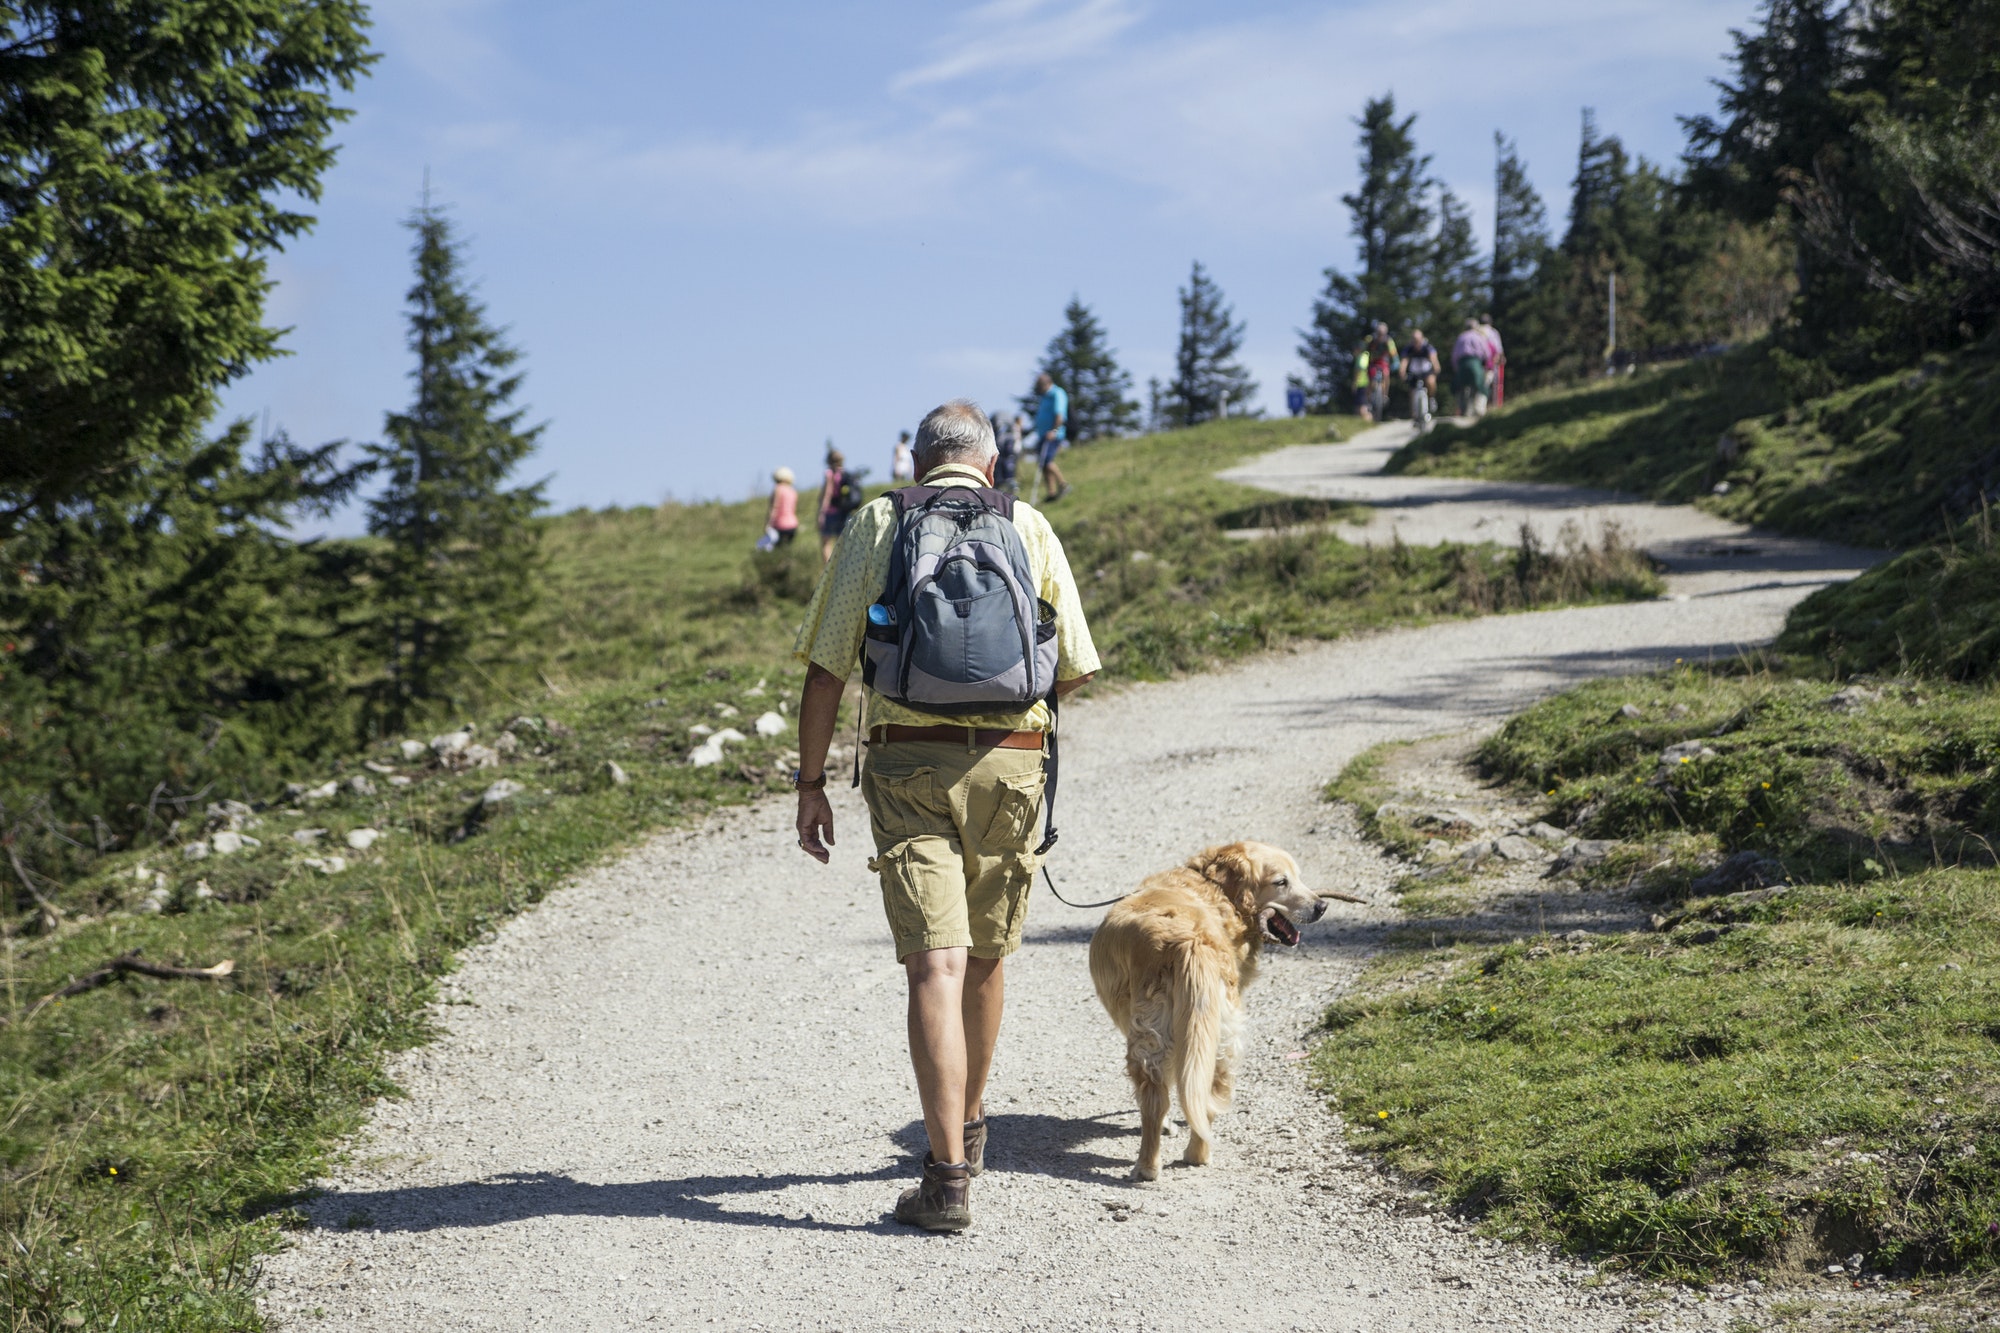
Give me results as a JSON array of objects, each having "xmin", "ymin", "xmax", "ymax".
[
  {"xmin": 905, "ymin": 947, "xmax": 968, "ymax": 1162},
  {"xmin": 961, "ymin": 956, "xmax": 1004, "ymax": 1122}
]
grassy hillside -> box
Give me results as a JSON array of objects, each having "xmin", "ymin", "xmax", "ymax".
[
  {"xmin": 1315, "ymin": 663, "xmax": 2000, "ymax": 1284},
  {"xmin": 1387, "ymin": 340, "xmax": 2000, "ymax": 552},
  {"xmin": 0, "ymin": 416, "xmax": 1664, "ymax": 1332}
]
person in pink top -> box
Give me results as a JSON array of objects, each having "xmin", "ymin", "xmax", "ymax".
[
  {"xmin": 1479, "ymin": 314, "xmax": 1506, "ymax": 407},
  {"xmin": 765, "ymin": 466, "xmax": 799, "ymax": 547}
]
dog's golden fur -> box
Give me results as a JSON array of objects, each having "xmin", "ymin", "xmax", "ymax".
[{"xmin": 1087, "ymin": 842, "xmax": 1324, "ymax": 1180}]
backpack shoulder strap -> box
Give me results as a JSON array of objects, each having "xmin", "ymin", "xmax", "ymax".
[{"xmin": 887, "ymin": 484, "xmax": 945, "ymax": 518}]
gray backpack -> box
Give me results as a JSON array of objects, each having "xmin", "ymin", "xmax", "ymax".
[{"xmin": 861, "ymin": 485, "xmax": 1057, "ymax": 715}]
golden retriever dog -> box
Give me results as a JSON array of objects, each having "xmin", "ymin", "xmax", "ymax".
[{"xmin": 1088, "ymin": 842, "xmax": 1327, "ymax": 1181}]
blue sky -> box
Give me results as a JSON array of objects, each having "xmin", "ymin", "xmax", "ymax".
[{"xmin": 223, "ymin": 0, "xmax": 1754, "ymax": 523}]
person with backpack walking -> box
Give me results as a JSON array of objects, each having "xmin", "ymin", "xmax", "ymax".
[
  {"xmin": 891, "ymin": 430, "xmax": 915, "ymax": 483},
  {"xmin": 1452, "ymin": 319, "xmax": 1491, "ymax": 417},
  {"xmin": 1029, "ymin": 372, "xmax": 1069, "ymax": 503},
  {"xmin": 990, "ymin": 408, "xmax": 1021, "ymax": 497},
  {"xmin": 790, "ymin": 399, "xmax": 1100, "ymax": 1233},
  {"xmin": 1479, "ymin": 313, "xmax": 1506, "ymax": 408},
  {"xmin": 818, "ymin": 446, "xmax": 860, "ymax": 563}
]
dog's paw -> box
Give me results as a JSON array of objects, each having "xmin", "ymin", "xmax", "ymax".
[
  {"xmin": 1181, "ymin": 1139, "xmax": 1212, "ymax": 1167},
  {"xmin": 1131, "ymin": 1161, "xmax": 1159, "ymax": 1182}
]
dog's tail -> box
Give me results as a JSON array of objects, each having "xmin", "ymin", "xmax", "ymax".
[{"xmin": 1169, "ymin": 961, "xmax": 1226, "ymax": 1145}]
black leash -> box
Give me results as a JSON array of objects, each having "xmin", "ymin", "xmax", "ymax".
[
  {"xmin": 1040, "ymin": 863, "xmax": 1130, "ymax": 910},
  {"xmin": 1032, "ymin": 688, "xmax": 1131, "ymax": 909}
]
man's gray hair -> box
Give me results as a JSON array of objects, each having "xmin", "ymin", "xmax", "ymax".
[{"xmin": 912, "ymin": 399, "xmax": 997, "ymax": 474}]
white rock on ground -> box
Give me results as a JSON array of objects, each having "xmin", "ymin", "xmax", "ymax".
[
  {"xmin": 430, "ymin": 730, "xmax": 472, "ymax": 757},
  {"xmin": 754, "ymin": 711, "xmax": 786, "ymax": 737},
  {"xmin": 480, "ymin": 780, "xmax": 524, "ymax": 807},
  {"xmin": 399, "ymin": 740, "xmax": 429, "ymax": 761},
  {"xmin": 209, "ymin": 831, "xmax": 259, "ymax": 856},
  {"xmin": 300, "ymin": 855, "xmax": 346, "ymax": 875},
  {"xmin": 299, "ymin": 780, "xmax": 339, "ymax": 804},
  {"xmin": 346, "ymin": 828, "xmax": 384, "ymax": 851},
  {"xmin": 259, "ymin": 424, "xmax": 1883, "ymax": 1333}
]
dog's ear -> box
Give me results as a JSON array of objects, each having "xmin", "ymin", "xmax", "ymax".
[{"xmin": 1198, "ymin": 843, "xmax": 1262, "ymax": 916}]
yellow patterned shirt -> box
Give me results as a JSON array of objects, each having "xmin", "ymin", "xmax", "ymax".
[{"xmin": 792, "ymin": 464, "xmax": 1100, "ymax": 732}]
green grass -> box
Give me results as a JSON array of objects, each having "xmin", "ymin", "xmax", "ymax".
[
  {"xmin": 1781, "ymin": 513, "xmax": 2000, "ymax": 683},
  {"xmin": 1314, "ymin": 662, "xmax": 2000, "ymax": 1282},
  {"xmin": 0, "ymin": 417, "xmax": 1669, "ymax": 1331},
  {"xmin": 1387, "ymin": 340, "xmax": 2000, "ymax": 551}
]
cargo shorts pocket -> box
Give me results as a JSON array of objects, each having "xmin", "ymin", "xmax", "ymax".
[
  {"xmin": 977, "ymin": 768, "xmax": 1045, "ymax": 851},
  {"xmin": 864, "ymin": 764, "xmax": 940, "ymax": 844}
]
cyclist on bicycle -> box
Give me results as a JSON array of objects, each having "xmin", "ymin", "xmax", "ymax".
[
  {"xmin": 1401, "ymin": 328, "xmax": 1439, "ymax": 430},
  {"xmin": 1364, "ymin": 322, "xmax": 1398, "ymax": 421}
]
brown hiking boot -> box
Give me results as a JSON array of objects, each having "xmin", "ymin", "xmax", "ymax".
[
  {"xmin": 893, "ymin": 1155, "xmax": 971, "ymax": 1232},
  {"xmin": 963, "ymin": 1118, "xmax": 987, "ymax": 1177}
]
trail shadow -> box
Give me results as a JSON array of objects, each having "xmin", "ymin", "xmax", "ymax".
[
  {"xmin": 301, "ymin": 1112, "xmax": 1142, "ymax": 1235},
  {"xmin": 893, "ymin": 1111, "xmax": 1137, "ymax": 1185},
  {"xmin": 301, "ymin": 1165, "xmax": 907, "ymax": 1235}
]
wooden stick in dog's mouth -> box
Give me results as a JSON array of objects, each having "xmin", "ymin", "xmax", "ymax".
[{"xmin": 1316, "ymin": 890, "xmax": 1369, "ymax": 904}]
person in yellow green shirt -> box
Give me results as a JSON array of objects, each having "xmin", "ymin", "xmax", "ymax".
[{"xmin": 790, "ymin": 398, "xmax": 1099, "ymax": 1231}]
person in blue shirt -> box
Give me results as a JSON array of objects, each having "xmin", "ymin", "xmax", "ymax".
[
  {"xmin": 1030, "ymin": 372, "xmax": 1069, "ymax": 502},
  {"xmin": 1286, "ymin": 383, "xmax": 1306, "ymax": 417}
]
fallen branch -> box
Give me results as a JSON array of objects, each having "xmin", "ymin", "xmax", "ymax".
[
  {"xmin": 7, "ymin": 951, "xmax": 235, "ymax": 1026},
  {"xmin": 1317, "ymin": 890, "xmax": 1370, "ymax": 905}
]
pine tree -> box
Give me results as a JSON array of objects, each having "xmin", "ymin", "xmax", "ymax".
[
  {"xmin": 1166, "ymin": 262, "xmax": 1257, "ymax": 426},
  {"xmin": 0, "ymin": 1, "xmax": 374, "ymax": 537},
  {"xmin": 1552, "ymin": 111, "xmax": 1677, "ymax": 374},
  {"xmin": 1017, "ymin": 297, "xmax": 1139, "ymax": 442},
  {"xmin": 0, "ymin": 1, "xmax": 374, "ymax": 881},
  {"xmin": 366, "ymin": 201, "xmax": 546, "ymax": 726},
  {"xmin": 1491, "ymin": 132, "xmax": 1563, "ymax": 384},
  {"xmin": 1296, "ymin": 95, "xmax": 1435, "ymax": 410},
  {"xmin": 1492, "ymin": 133, "xmax": 1552, "ymax": 331},
  {"xmin": 1423, "ymin": 188, "xmax": 1486, "ymax": 336},
  {"xmin": 1681, "ymin": 0, "xmax": 1855, "ymax": 224}
]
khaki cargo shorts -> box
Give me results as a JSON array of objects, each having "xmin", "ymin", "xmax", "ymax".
[{"xmin": 860, "ymin": 741, "xmax": 1046, "ymax": 961}]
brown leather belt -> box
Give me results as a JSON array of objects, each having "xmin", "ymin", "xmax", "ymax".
[{"xmin": 867, "ymin": 724, "xmax": 1045, "ymax": 750}]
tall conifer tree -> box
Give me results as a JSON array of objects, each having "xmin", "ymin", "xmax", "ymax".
[
  {"xmin": 366, "ymin": 201, "xmax": 545, "ymax": 725},
  {"xmin": 1018, "ymin": 297, "xmax": 1140, "ymax": 442},
  {"xmin": 1491, "ymin": 132, "xmax": 1562, "ymax": 383},
  {"xmin": 1296, "ymin": 95, "xmax": 1435, "ymax": 409},
  {"xmin": 1166, "ymin": 262, "xmax": 1257, "ymax": 426},
  {"xmin": 1423, "ymin": 188, "xmax": 1487, "ymax": 335}
]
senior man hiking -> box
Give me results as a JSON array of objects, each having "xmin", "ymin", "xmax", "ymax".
[{"xmin": 790, "ymin": 399, "xmax": 1099, "ymax": 1232}]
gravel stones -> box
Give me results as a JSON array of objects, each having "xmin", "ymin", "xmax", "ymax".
[{"xmin": 257, "ymin": 421, "xmax": 1874, "ymax": 1333}]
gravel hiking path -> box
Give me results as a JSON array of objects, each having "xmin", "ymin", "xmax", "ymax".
[{"xmin": 261, "ymin": 425, "xmax": 1882, "ymax": 1332}]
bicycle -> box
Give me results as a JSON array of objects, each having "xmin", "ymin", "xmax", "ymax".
[
  {"xmin": 1366, "ymin": 363, "xmax": 1390, "ymax": 423},
  {"xmin": 1408, "ymin": 378, "xmax": 1434, "ymax": 434}
]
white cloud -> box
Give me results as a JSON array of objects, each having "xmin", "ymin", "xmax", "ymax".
[{"xmin": 893, "ymin": 0, "xmax": 1143, "ymax": 91}]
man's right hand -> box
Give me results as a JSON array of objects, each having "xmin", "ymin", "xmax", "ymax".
[{"xmin": 796, "ymin": 789, "xmax": 835, "ymax": 863}]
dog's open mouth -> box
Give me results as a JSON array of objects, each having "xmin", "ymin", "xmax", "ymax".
[{"xmin": 1264, "ymin": 910, "xmax": 1300, "ymax": 947}]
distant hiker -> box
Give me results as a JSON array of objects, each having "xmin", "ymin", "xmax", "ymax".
[
  {"xmin": 892, "ymin": 430, "xmax": 915, "ymax": 483},
  {"xmin": 1286, "ymin": 384, "xmax": 1306, "ymax": 417},
  {"xmin": 761, "ymin": 466, "xmax": 799, "ymax": 550},
  {"xmin": 1479, "ymin": 313, "xmax": 1506, "ymax": 407},
  {"xmin": 991, "ymin": 409, "xmax": 1021, "ymax": 497},
  {"xmin": 1453, "ymin": 319, "xmax": 1491, "ymax": 417},
  {"xmin": 790, "ymin": 398, "xmax": 1100, "ymax": 1232},
  {"xmin": 819, "ymin": 446, "xmax": 855, "ymax": 563},
  {"xmin": 1402, "ymin": 329, "xmax": 1439, "ymax": 431},
  {"xmin": 1364, "ymin": 322, "xmax": 1398, "ymax": 423},
  {"xmin": 1030, "ymin": 372, "xmax": 1069, "ymax": 503},
  {"xmin": 1352, "ymin": 343, "xmax": 1373, "ymax": 419}
]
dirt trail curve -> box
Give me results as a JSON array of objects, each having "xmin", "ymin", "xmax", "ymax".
[{"xmin": 262, "ymin": 424, "xmax": 1881, "ymax": 1332}]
